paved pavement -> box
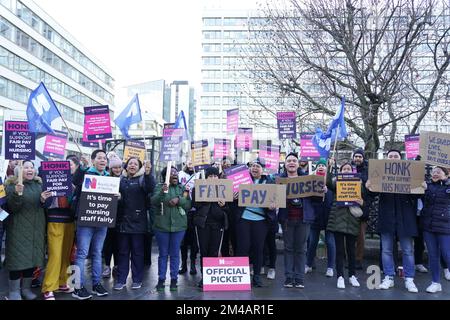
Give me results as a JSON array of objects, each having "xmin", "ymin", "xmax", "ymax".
[{"xmin": 1, "ymin": 242, "xmax": 450, "ymax": 301}]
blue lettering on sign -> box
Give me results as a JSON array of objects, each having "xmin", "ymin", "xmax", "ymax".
[
  {"xmin": 241, "ymin": 189, "xmax": 267, "ymax": 204},
  {"xmin": 384, "ymin": 162, "xmax": 411, "ymax": 176}
]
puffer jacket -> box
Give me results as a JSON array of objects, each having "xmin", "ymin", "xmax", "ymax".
[
  {"xmin": 4, "ymin": 176, "xmax": 46, "ymax": 271},
  {"xmin": 117, "ymin": 167, "xmax": 156, "ymax": 234},
  {"xmin": 192, "ymin": 187, "xmax": 229, "ymax": 230},
  {"xmin": 421, "ymin": 179, "xmax": 450, "ymax": 234},
  {"xmin": 326, "ymin": 175, "xmax": 361, "ymax": 236},
  {"xmin": 151, "ymin": 183, "xmax": 191, "ymax": 233}
]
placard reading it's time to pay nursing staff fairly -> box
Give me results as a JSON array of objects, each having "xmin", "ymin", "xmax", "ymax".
[{"xmin": 336, "ymin": 173, "xmax": 362, "ymax": 206}]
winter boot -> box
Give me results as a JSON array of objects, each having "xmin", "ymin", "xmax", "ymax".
[
  {"xmin": 190, "ymin": 260, "xmax": 197, "ymax": 275},
  {"xmin": 8, "ymin": 279, "xmax": 22, "ymax": 300},
  {"xmin": 21, "ymin": 278, "xmax": 37, "ymax": 300},
  {"xmin": 178, "ymin": 261, "xmax": 187, "ymax": 274}
]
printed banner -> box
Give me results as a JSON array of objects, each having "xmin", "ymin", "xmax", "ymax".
[
  {"xmin": 202, "ymin": 257, "xmax": 251, "ymax": 292},
  {"xmin": 236, "ymin": 128, "xmax": 253, "ymax": 152},
  {"xmin": 43, "ymin": 130, "xmax": 68, "ymax": 160},
  {"xmin": 226, "ymin": 108, "xmax": 239, "ymax": 135},
  {"xmin": 238, "ymin": 184, "xmax": 286, "ymax": 208},
  {"xmin": 4, "ymin": 121, "xmax": 36, "ymax": 160},
  {"xmin": 223, "ymin": 165, "xmax": 253, "ymax": 193},
  {"xmin": 259, "ymin": 144, "xmax": 280, "ymax": 174},
  {"xmin": 191, "ymin": 140, "xmax": 210, "ymax": 171},
  {"xmin": 368, "ymin": 159, "xmax": 425, "ymax": 194},
  {"xmin": 405, "ymin": 134, "xmax": 420, "ymax": 160},
  {"xmin": 84, "ymin": 106, "xmax": 112, "ymax": 140},
  {"xmin": 419, "ymin": 131, "xmax": 450, "ymax": 167},
  {"xmin": 300, "ymin": 133, "xmax": 321, "ymax": 161},
  {"xmin": 213, "ymin": 139, "xmax": 231, "ymax": 160},
  {"xmin": 276, "ymin": 175, "xmax": 326, "ymax": 199},
  {"xmin": 194, "ymin": 179, "xmax": 234, "ymax": 202},
  {"xmin": 277, "ymin": 112, "xmax": 296, "ymax": 140},
  {"xmin": 159, "ymin": 124, "xmax": 184, "ymax": 162},
  {"xmin": 77, "ymin": 175, "xmax": 120, "ymax": 227},
  {"xmin": 123, "ymin": 140, "xmax": 146, "ymax": 163},
  {"xmin": 336, "ymin": 173, "xmax": 362, "ymax": 206},
  {"xmin": 41, "ymin": 161, "xmax": 72, "ymax": 197}
]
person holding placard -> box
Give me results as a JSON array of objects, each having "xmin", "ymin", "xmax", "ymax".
[
  {"xmin": 235, "ymin": 159, "xmax": 276, "ymax": 288},
  {"xmin": 71, "ymin": 150, "xmax": 111, "ymax": 300},
  {"xmin": 327, "ymin": 162, "xmax": 364, "ymax": 289},
  {"xmin": 306, "ymin": 158, "xmax": 335, "ymax": 278},
  {"xmin": 278, "ymin": 153, "xmax": 326, "ymax": 289},
  {"xmin": 366, "ymin": 149, "xmax": 420, "ymax": 293},
  {"xmin": 5, "ymin": 161, "xmax": 52, "ymax": 300},
  {"xmin": 192, "ymin": 166, "xmax": 229, "ymax": 288},
  {"xmin": 151, "ymin": 166, "xmax": 191, "ymax": 292},
  {"xmin": 421, "ymin": 166, "xmax": 450, "ymax": 293},
  {"xmin": 114, "ymin": 157, "xmax": 155, "ymax": 291}
]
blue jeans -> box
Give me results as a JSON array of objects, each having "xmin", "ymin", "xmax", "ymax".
[
  {"xmin": 155, "ymin": 230, "xmax": 185, "ymax": 281},
  {"xmin": 306, "ymin": 229, "xmax": 335, "ymax": 269},
  {"xmin": 381, "ymin": 233, "xmax": 415, "ymax": 278},
  {"xmin": 75, "ymin": 226, "xmax": 108, "ymax": 287},
  {"xmin": 282, "ymin": 220, "xmax": 310, "ymax": 281},
  {"xmin": 423, "ymin": 231, "xmax": 450, "ymax": 283}
]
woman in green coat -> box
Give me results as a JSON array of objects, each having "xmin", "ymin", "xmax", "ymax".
[
  {"xmin": 327, "ymin": 162, "xmax": 364, "ymax": 290},
  {"xmin": 5, "ymin": 160, "xmax": 52, "ymax": 300},
  {"xmin": 151, "ymin": 166, "xmax": 191, "ymax": 292}
]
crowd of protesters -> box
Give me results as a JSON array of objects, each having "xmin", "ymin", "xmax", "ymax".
[{"xmin": 0, "ymin": 146, "xmax": 449, "ymax": 300}]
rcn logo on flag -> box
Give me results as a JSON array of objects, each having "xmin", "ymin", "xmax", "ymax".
[
  {"xmin": 26, "ymin": 82, "xmax": 60, "ymax": 134},
  {"xmin": 84, "ymin": 177, "xmax": 97, "ymax": 190}
]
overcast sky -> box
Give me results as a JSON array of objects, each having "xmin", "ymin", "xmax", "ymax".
[{"xmin": 37, "ymin": 0, "xmax": 204, "ymax": 92}]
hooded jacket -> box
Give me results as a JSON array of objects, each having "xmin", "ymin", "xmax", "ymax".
[{"xmin": 421, "ymin": 178, "xmax": 450, "ymax": 234}]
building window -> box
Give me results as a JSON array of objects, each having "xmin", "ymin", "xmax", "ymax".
[
  {"xmin": 202, "ymin": 57, "xmax": 221, "ymax": 65},
  {"xmin": 203, "ymin": 31, "xmax": 221, "ymax": 39},
  {"xmin": 203, "ymin": 18, "xmax": 221, "ymax": 26},
  {"xmin": 202, "ymin": 83, "xmax": 221, "ymax": 92}
]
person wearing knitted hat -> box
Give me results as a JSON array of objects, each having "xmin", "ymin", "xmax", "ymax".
[
  {"xmin": 107, "ymin": 152, "xmax": 123, "ymax": 178},
  {"xmin": 191, "ymin": 166, "xmax": 229, "ymax": 288},
  {"xmin": 315, "ymin": 158, "xmax": 327, "ymax": 176}
]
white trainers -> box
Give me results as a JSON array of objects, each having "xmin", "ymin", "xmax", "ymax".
[
  {"xmin": 444, "ymin": 268, "xmax": 450, "ymax": 281},
  {"xmin": 426, "ymin": 282, "xmax": 442, "ymax": 293},
  {"xmin": 349, "ymin": 275, "xmax": 360, "ymax": 287},
  {"xmin": 379, "ymin": 276, "xmax": 394, "ymax": 289},
  {"xmin": 260, "ymin": 267, "xmax": 265, "ymax": 275},
  {"xmin": 305, "ymin": 265, "xmax": 313, "ymax": 274},
  {"xmin": 415, "ymin": 264, "xmax": 428, "ymax": 273},
  {"xmin": 325, "ymin": 268, "xmax": 334, "ymax": 277},
  {"xmin": 267, "ymin": 268, "xmax": 276, "ymax": 280},
  {"xmin": 337, "ymin": 276, "xmax": 345, "ymax": 289},
  {"xmin": 405, "ymin": 278, "xmax": 418, "ymax": 293}
]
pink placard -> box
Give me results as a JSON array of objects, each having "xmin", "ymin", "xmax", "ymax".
[
  {"xmin": 213, "ymin": 139, "xmax": 231, "ymax": 160},
  {"xmin": 43, "ymin": 131, "xmax": 67, "ymax": 159},
  {"xmin": 405, "ymin": 134, "xmax": 420, "ymax": 160},
  {"xmin": 223, "ymin": 164, "xmax": 253, "ymax": 192},
  {"xmin": 227, "ymin": 108, "xmax": 239, "ymax": 134},
  {"xmin": 84, "ymin": 106, "xmax": 112, "ymax": 140},
  {"xmin": 300, "ymin": 133, "xmax": 320, "ymax": 160},
  {"xmin": 259, "ymin": 144, "xmax": 280, "ymax": 174},
  {"xmin": 202, "ymin": 257, "xmax": 251, "ymax": 291},
  {"xmin": 236, "ymin": 128, "xmax": 253, "ymax": 151}
]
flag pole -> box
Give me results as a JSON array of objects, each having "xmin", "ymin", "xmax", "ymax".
[
  {"xmin": 141, "ymin": 118, "xmax": 148, "ymax": 161},
  {"xmin": 59, "ymin": 113, "xmax": 84, "ymax": 155}
]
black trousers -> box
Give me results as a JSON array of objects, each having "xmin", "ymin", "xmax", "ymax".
[
  {"xmin": 180, "ymin": 227, "xmax": 198, "ymax": 265},
  {"xmin": 10, "ymin": 268, "xmax": 34, "ymax": 280},
  {"xmin": 195, "ymin": 225, "xmax": 224, "ymax": 270},
  {"xmin": 263, "ymin": 230, "xmax": 277, "ymax": 269},
  {"xmin": 334, "ymin": 232, "xmax": 356, "ymax": 278},
  {"xmin": 103, "ymin": 228, "xmax": 118, "ymax": 267},
  {"xmin": 235, "ymin": 219, "xmax": 268, "ymax": 276}
]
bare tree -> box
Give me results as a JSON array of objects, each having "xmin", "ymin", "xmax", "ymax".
[{"xmin": 239, "ymin": 0, "xmax": 450, "ymax": 157}]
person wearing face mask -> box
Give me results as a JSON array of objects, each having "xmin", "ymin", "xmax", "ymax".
[
  {"xmin": 5, "ymin": 161, "xmax": 52, "ymax": 300},
  {"xmin": 113, "ymin": 158, "xmax": 155, "ymax": 291},
  {"xmin": 366, "ymin": 149, "xmax": 420, "ymax": 293},
  {"xmin": 151, "ymin": 166, "xmax": 191, "ymax": 291},
  {"xmin": 191, "ymin": 166, "xmax": 229, "ymax": 288},
  {"xmin": 71, "ymin": 149, "xmax": 112, "ymax": 300},
  {"xmin": 327, "ymin": 162, "xmax": 364, "ymax": 289},
  {"xmin": 421, "ymin": 166, "xmax": 450, "ymax": 293}
]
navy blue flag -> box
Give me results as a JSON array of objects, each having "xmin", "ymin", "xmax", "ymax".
[
  {"xmin": 312, "ymin": 96, "xmax": 348, "ymax": 158},
  {"xmin": 26, "ymin": 82, "xmax": 61, "ymax": 134},
  {"xmin": 114, "ymin": 94, "xmax": 142, "ymax": 140},
  {"xmin": 174, "ymin": 110, "xmax": 190, "ymax": 141}
]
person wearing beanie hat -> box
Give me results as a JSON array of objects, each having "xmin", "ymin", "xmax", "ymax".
[
  {"xmin": 107, "ymin": 152, "xmax": 123, "ymax": 177},
  {"xmin": 366, "ymin": 150, "xmax": 419, "ymax": 293},
  {"xmin": 315, "ymin": 158, "xmax": 327, "ymax": 176},
  {"xmin": 191, "ymin": 167, "xmax": 229, "ymax": 288},
  {"xmin": 351, "ymin": 148, "xmax": 369, "ymax": 271}
]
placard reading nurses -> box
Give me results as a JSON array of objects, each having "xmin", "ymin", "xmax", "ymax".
[{"xmin": 202, "ymin": 257, "xmax": 251, "ymax": 292}]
